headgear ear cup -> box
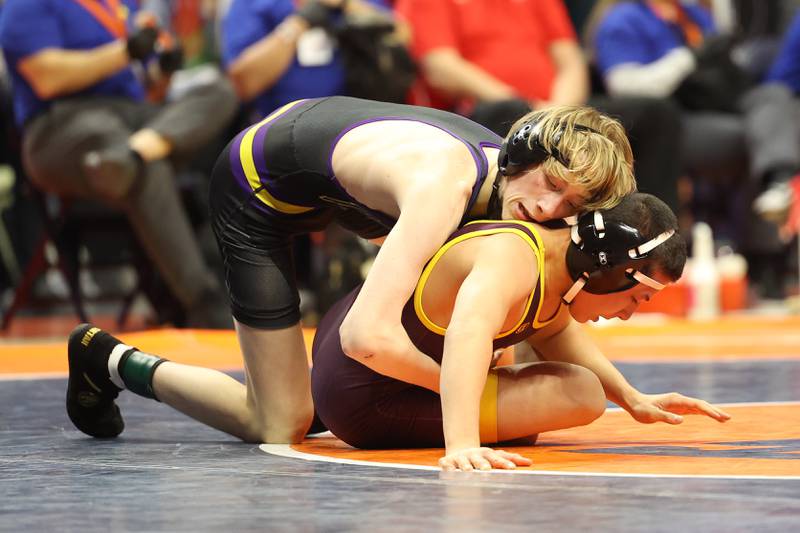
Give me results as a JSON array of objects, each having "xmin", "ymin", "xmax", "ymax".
[
  {"xmin": 498, "ymin": 121, "xmax": 550, "ymax": 176},
  {"xmin": 498, "ymin": 120, "xmax": 600, "ymax": 176}
]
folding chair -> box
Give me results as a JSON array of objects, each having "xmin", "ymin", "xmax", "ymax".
[{"xmin": 1, "ymin": 177, "xmax": 181, "ymax": 330}]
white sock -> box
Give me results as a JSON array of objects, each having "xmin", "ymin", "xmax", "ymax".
[{"xmin": 108, "ymin": 343, "xmax": 133, "ymax": 389}]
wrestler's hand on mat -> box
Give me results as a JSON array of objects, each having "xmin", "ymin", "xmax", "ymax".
[
  {"xmin": 628, "ymin": 392, "xmax": 731, "ymax": 425},
  {"xmin": 438, "ymin": 447, "xmax": 532, "ymax": 472}
]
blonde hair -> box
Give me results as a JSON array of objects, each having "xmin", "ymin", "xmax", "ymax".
[{"xmin": 505, "ymin": 105, "xmax": 636, "ymax": 210}]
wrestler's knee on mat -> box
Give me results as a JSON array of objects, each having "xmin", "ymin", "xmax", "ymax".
[{"xmin": 245, "ymin": 402, "xmax": 315, "ymax": 444}]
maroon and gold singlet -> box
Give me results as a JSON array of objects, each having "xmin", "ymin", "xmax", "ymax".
[{"xmin": 310, "ymin": 220, "xmax": 565, "ymax": 449}]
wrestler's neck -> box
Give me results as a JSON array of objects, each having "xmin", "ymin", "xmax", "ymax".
[{"xmin": 468, "ymin": 146, "xmax": 501, "ymax": 218}]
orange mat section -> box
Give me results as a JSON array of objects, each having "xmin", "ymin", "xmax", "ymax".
[
  {"xmin": 584, "ymin": 315, "xmax": 800, "ymax": 361},
  {"xmin": 290, "ymin": 403, "xmax": 800, "ymax": 477},
  {"xmin": 0, "ymin": 328, "xmax": 315, "ymax": 376},
  {"xmin": 2, "ymin": 315, "xmax": 800, "ymax": 375}
]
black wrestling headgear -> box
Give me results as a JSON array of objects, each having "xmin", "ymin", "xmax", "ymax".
[
  {"xmin": 562, "ymin": 210, "xmax": 675, "ymax": 304},
  {"xmin": 498, "ymin": 119, "xmax": 598, "ymax": 176},
  {"xmin": 487, "ymin": 119, "xmax": 599, "ymax": 218}
]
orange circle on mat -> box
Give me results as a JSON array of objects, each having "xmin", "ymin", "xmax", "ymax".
[{"xmin": 271, "ymin": 403, "xmax": 800, "ymax": 478}]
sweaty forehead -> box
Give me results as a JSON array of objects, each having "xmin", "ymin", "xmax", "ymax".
[
  {"xmin": 561, "ymin": 181, "xmax": 590, "ymax": 205},
  {"xmin": 549, "ymin": 172, "xmax": 585, "ymax": 192}
]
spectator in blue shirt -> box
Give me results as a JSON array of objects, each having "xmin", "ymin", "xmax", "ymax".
[
  {"xmin": 0, "ymin": 0, "xmax": 238, "ymax": 327},
  {"xmin": 222, "ymin": 0, "xmax": 392, "ymax": 117},
  {"xmin": 766, "ymin": 9, "xmax": 800, "ymax": 95},
  {"xmin": 589, "ymin": 0, "xmax": 800, "ymax": 299},
  {"xmin": 220, "ymin": 0, "xmax": 403, "ymax": 320}
]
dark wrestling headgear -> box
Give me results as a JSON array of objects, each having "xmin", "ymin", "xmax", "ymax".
[
  {"xmin": 561, "ymin": 209, "xmax": 675, "ymax": 304},
  {"xmin": 486, "ymin": 119, "xmax": 599, "ymax": 218}
]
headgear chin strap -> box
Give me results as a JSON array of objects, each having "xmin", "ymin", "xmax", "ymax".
[
  {"xmin": 486, "ymin": 172, "xmax": 503, "ymax": 219},
  {"xmin": 561, "ymin": 210, "xmax": 675, "ymax": 304}
]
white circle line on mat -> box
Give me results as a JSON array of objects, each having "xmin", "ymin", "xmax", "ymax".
[
  {"xmin": 259, "ymin": 443, "xmax": 800, "ymax": 481},
  {"xmin": 261, "ymin": 401, "xmax": 800, "ymax": 480}
]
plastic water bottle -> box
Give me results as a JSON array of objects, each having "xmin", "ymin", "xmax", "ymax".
[
  {"xmin": 716, "ymin": 246, "xmax": 748, "ymax": 312},
  {"xmin": 688, "ymin": 222, "xmax": 720, "ymax": 319}
]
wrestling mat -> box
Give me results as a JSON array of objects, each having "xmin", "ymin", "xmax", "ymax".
[{"xmin": 263, "ymin": 403, "xmax": 800, "ymax": 479}]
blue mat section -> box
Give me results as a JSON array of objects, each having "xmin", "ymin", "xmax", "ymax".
[{"xmin": 2, "ymin": 362, "xmax": 800, "ymax": 531}]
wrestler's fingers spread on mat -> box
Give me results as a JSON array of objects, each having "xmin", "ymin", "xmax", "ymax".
[
  {"xmin": 689, "ymin": 399, "xmax": 731, "ymax": 422},
  {"xmin": 471, "ymin": 453, "xmax": 494, "ymax": 471},
  {"xmin": 495, "ymin": 449, "xmax": 533, "ymax": 467},
  {"xmin": 438, "ymin": 454, "xmax": 475, "ymax": 472},
  {"xmin": 662, "ymin": 393, "xmax": 731, "ymax": 422},
  {"xmin": 438, "ymin": 457, "xmax": 456, "ymax": 472},
  {"xmin": 470, "ymin": 448, "xmax": 523, "ymax": 470},
  {"xmin": 633, "ymin": 402, "xmax": 683, "ymax": 424},
  {"xmin": 439, "ymin": 448, "xmax": 520, "ymax": 471},
  {"xmin": 714, "ymin": 406, "xmax": 732, "ymax": 421},
  {"xmin": 654, "ymin": 408, "xmax": 684, "ymax": 425},
  {"xmin": 457, "ymin": 455, "xmax": 478, "ymax": 472},
  {"xmin": 482, "ymin": 453, "xmax": 514, "ymax": 470}
]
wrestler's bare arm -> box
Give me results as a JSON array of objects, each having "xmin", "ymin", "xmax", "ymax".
[
  {"xmin": 531, "ymin": 318, "xmax": 641, "ymax": 409},
  {"xmin": 439, "ymin": 234, "xmax": 536, "ymax": 470},
  {"xmin": 529, "ymin": 320, "xmax": 730, "ymax": 424},
  {"xmin": 337, "ymin": 136, "xmax": 478, "ymax": 392},
  {"xmin": 338, "ymin": 181, "xmax": 468, "ymax": 390}
]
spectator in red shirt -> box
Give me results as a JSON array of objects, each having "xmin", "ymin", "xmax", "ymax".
[{"xmin": 395, "ymin": 0, "xmax": 683, "ymax": 214}]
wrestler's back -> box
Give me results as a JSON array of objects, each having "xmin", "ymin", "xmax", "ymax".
[
  {"xmin": 331, "ymin": 120, "xmax": 481, "ymax": 217},
  {"xmin": 311, "ymin": 221, "xmax": 555, "ymax": 370},
  {"xmin": 286, "ymin": 97, "xmax": 502, "ymax": 214}
]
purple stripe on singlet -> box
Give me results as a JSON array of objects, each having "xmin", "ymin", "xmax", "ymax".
[
  {"xmin": 252, "ymin": 119, "xmax": 272, "ymax": 181},
  {"xmin": 228, "ymin": 100, "xmax": 313, "ymax": 199},
  {"xmin": 229, "ymin": 129, "xmax": 250, "ymax": 193},
  {"xmin": 460, "ymin": 140, "xmax": 502, "ymax": 224},
  {"xmin": 478, "ymin": 141, "xmax": 501, "ymax": 174}
]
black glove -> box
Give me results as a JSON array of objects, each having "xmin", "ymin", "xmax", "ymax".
[
  {"xmin": 158, "ymin": 45, "xmax": 184, "ymax": 74},
  {"xmin": 677, "ymin": 34, "xmax": 750, "ymax": 113},
  {"xmin": 295, "ymin": 0, "xmax": 342, "ymax": 28},
  {"xmin": 127, "ymin": 26, "xmax": 159, "ymax": 61},
  {"xmin": 675, "ymin": 68, "xmax": 738, "ymax": 112},
  {"xmin": 692, "ymin": 34, "xmax": 736, "ymax": 68}
]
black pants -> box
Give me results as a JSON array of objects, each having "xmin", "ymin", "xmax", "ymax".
[{"xmin": 22, "ymin": 76, "xmax": 238, "ymax": 308}]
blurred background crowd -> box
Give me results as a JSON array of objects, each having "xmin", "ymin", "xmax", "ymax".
[{"xmin": 1, "ymin": 0, "xmax": 800, "ymax": 332}]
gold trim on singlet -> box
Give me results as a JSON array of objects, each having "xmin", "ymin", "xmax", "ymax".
[
  {"xmin": 238, "ymin": 99, "xmax": 315, "ymax": 214},
  {"xmin": 413, "ymin": 221, "xmax": 557, "ymax": 339},
  {"xmin": 479, "ymin": 369, "xmax": 499, "ymax": 444}
]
